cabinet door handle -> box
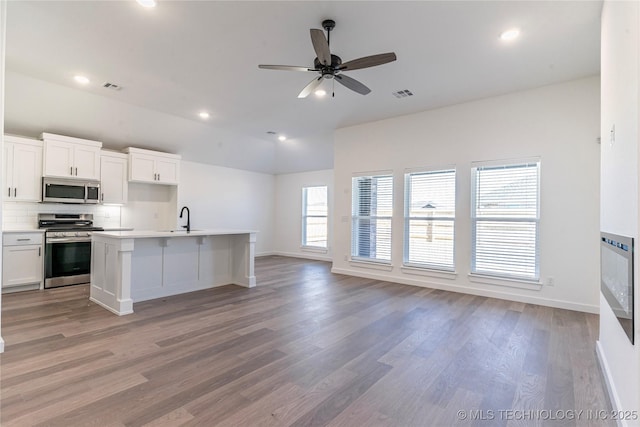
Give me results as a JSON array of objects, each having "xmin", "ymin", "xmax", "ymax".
[
  {"xmin": 7, "ymin": 187, "xmax": 10, "ymax": 197},
  {"xmin": 14, "ymin": 188, "xmax": 16, "ymax": 197},
  {"xmin": 101, "ymin": 193, "xmax": 104, "ymax": 202},
  {"xmin": 38, "ymin": 247, "xmax": 41, "ymax": 257},
  {"xmin": 75, "ymin": 167, "xmax": 78, "ymax": 176},
  {"xmin": 70, "ymin": 166, "xmax": 73, "ymax": 175},
  {"xmin": 17, "ymin": 238, "xmax": 31, "ymax": 242}
]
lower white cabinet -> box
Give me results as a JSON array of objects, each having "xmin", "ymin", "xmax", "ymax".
[{"xmin": 2, "ymin": 232, "xmax": 44, "ymax": 292}]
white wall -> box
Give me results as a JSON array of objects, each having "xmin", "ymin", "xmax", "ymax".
[
  {"xmin": 597, "ymin": 1, "xmax": 639, "ymax": 421},
  {"xmin": 0, "ymin": 0, "xmax": 7, "ymax": 353},
  {"xmin": 333, "ymin": 76, "xmax": 601, "ymax": 313},
  {"xmin": 176, "ymin": 160, "xmax": 275, "ymax": 255},
  {"xmin": 274, "ymin": 169, "xmax": 333, "ymax": 261}
]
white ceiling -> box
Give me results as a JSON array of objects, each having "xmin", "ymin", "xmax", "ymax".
[{"xmin": 4, "ymin": 1, "xmax": 602, "ymax": 174}]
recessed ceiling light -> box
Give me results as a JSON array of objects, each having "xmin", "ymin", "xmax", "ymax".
[
  {"xmin": 136, "ymin": 0, "xmax": 157, "ymax": 8},
  {"xmin": 500, "ymin": 28, "xmax": 520, "ymax": 41},
  {"xmin": 198, "ymin": 112, "xmax": 210, "ymax": 119},
  {"xmin": 278, "ymin": 135, "xmax": 287, "ymax": 142},
  {"xmin": 315, "ymin": 89, "xmax": 327, "ymax": 97},
  {"xmin": 74, "ymin": 75, "xmax": 90, "ymax": 85}
]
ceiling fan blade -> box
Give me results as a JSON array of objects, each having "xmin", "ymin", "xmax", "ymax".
[
  {"xmin": 258, "ymin": 65, "xmax": 316, "ymax": 72},
  {"xmin": 335, "ymin": 74, "xmax": 371, "ymax": 95},
  {"xmin": 310, "ymin": 29, "xmax": 331, "ymax": 66},
  {"xmin": 298, "ymin": 76, "xmax": 323, "ymax": 98},
  {"xmin": 337, "ymin": 52, "xmax": 397, "ymax": 71}
]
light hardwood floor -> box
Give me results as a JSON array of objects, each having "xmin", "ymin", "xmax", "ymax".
[{"xmin": 1, "ymin": 256, "xmax": 612, "ymax": 426}]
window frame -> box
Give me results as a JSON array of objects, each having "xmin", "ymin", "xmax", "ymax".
[
  {"xmin": 351, "ymin": 173, "xmax": 394, "ymax": 264},
  {"xmin": 470, "ymin": 159, "xmax": 541, "ymax": 281},
  {"xmin": 403, "ymin": 168, "xmax": 456, "ymax": 272},
  {"xmin": 301, "ymin": 185, "xmax": 328, "ymax": 249}
]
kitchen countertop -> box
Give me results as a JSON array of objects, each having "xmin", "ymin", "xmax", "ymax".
[
  {"xmin": 93, "ymin": 229, "xmax": 257, "ymax": 239},
  {"xmin": 2, "ymin": 229, "xmax": 44, "ymax": 233}
]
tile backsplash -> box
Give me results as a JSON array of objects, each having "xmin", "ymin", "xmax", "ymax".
[{"xmin": 2, "ymin": 202, "xmax": 122, "ymax": 230}]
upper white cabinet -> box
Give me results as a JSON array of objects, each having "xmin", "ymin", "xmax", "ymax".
[
  {"xmin": 125, "ymin": 147, "xmax": 180, "ymax": 185},
  {"xmin": 3, "ymin": 135, "xmax": 43, "ymax": 202},
  {"xmin": 42, "ymin": 133, "xmax": 102, "ymax": 180},
  {"xmin": 100, "ymin": 151, "xmax": 128, "ymax": 204}
]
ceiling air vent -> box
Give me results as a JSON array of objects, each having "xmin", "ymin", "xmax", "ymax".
[
  {"xmin": 102, "ymin": 82, "xmax": 122, "ymax": 91},
  {"xmin": 392, "ymin": 89, "xmax": 413, "ymax": 98}
]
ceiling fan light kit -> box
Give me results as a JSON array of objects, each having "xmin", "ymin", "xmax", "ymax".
[{"xmin": 259, "ymin": 19, "xmax": 397, "ymax": 98}]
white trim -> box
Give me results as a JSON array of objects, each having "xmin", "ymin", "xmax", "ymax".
[
  {"xmin": 0, "ymin": 337, "xmax": 4, "ymax": 354},
  {"xmin": 263, "ymin": 251, "xmax": 332, "ymax": 262},
  {"xmin": 470, "ymin": 156, "xmax": 541, "ymax": 169},
  {"xmin": 352, "ymin": 169, "xmax": 394, "ymax": 178},
  {"xmin": 596, "ymin": 341, "xmax": 626, "ymax": 427},
  {"xmin": 404, "ymin": 163, "xmax": 457, "ymax": 175},
  {"xmin": 468, "ymin": 273, "xmax": 542, "ymax": 291},
  {"xmin": 330, "ymin": 267, "xmax": 598, "ymax": 314},
  {"xmin": 401, "ymin": 265, "xmax": 457, "ymax": 280},
  {"xmin": 348, "ymin": 259, "xmax": 394, "ymax": 272},
  {"xmin": 300, "ymin": 245, "xmax": 328, "ymax": 254}
]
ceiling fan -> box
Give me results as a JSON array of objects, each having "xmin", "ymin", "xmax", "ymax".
[{"xmin": 258, "ymin": 19, "xmax": 397, "ymax": 98}]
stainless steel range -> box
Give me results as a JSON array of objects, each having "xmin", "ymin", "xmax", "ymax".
[{"xmin": 39, "ymin": 214, "xmax": 104, "ymax": 288}]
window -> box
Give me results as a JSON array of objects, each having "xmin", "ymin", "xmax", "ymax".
[
  {"xmin": 302, "ymin": 186, "xmax": 328, "ymax": 248},
  {"xmin": 404, "ymin": 169, "xmax": 456, "ymax": 270},
  {"xmin": 351, "ymin": 174, "xmax": 393, "ymax": 262},
  {"xmin": 471, "ymin": 161, "xmax": 540, "ymax": 280}
]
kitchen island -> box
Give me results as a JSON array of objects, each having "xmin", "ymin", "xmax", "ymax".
[{"xmin": 90, "ymin": 229, "xmax": 257, "ymax": 315}]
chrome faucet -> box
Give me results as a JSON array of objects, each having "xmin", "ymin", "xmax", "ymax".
[{"xmin": 180, "ymin": 206, "xmax": 190, "ymax": 233}]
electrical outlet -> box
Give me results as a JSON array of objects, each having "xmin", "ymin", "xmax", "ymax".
[{"xmin": 546, "ymin": 277, "xmax": 555, "ymax": 287}]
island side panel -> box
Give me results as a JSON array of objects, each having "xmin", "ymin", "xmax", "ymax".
[
  {"xmin": 90, "ymin": 235, "xmax": 134, "ymax": 316},
  {"xmin": 199, "ymin": 235, "xmax": 232, "ymax": 286},
  {"xmin": 230, "ymin": 232, "xmax": 256, "ymax": 288},
  {"xmin": 130, "ymin": 238, "xmax": 164, "ymax": 302}
]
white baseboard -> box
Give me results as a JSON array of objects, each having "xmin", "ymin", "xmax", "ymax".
[
  {"xmin": 0, "ymin": 336, "xmax": 4, "ymax": 353},
  {"xmin": 330, "ymin": 267, "xmax": 599, "ymax": 314},
  {"xmin": 259, "ymin": 251, "xmax": 332, "ymax": 262},
  {"xmin": 596, "ymin": 341, "xmax": 625, "ymax": 427}
]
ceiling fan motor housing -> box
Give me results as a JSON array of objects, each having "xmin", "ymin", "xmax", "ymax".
[{"xmin": 314, "ymin": 54, "xmax": 342, "ymax": 78}]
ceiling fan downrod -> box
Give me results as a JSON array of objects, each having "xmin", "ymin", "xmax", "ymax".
[{"xmin": 323, "ymin": 19, "xmax": 335, "ymax": 47}]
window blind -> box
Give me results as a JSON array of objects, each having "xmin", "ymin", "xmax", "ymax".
[
  {"xmin": 404, "ymin": 169, "xmax": 456, "ymax": 270},
  {"xmin": 351, "ymin": 175, "xmax": 393, "ymax": 262},
  {"xmin": 471, "ymin": 162, "xmax": 540, "ymax": 280},
  {"xmin": 302, "ymin": 186, "xmax": 328, "ymax": 248}
]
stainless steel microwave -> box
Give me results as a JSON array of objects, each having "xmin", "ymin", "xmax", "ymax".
[{"xmin": 42, "ymin": 178, "xmax": 100, "ymax": 204}]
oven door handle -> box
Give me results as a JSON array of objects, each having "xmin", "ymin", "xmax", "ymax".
[{"xmin": 46, "ymin": 237, "xmax": 92, "ymax": 243}]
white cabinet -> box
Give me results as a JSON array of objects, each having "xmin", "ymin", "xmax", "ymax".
[
  {"xmin": 125, "ymin": 147, "xmax": 180, "ymax": 185},
  {"xmin": 3, "ymin": 135, "xmax": 43, "ymax": 202},
  {"xmin": 2, "ymin": 232, "xmax": 44, "ymax": 292},
  {"xmin": 100, "ymin": 151, "xmax": 128, "ymax": 204},
  {"xmin": 42, "ymin": 133, "xmax": 102, "ymax": 180}
]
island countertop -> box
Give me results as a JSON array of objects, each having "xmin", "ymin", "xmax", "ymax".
[{"xmin": 93, "ymin": 229, "xmax": 258, "ymax": 239}]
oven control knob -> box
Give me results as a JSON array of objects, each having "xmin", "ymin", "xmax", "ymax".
[{"xmin": 75, "ymin": 232, "xmax": 80, "ymax": 237}]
